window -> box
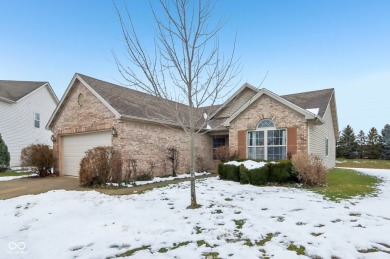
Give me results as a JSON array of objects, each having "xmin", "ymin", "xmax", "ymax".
[
  {"xmin": 257, "ymin": 119, "xmax": 275, "ymax": 128},
  {"xmin": 78, "ymin": 93, "xmax": 85, "ymax": 106},
  {"xmin": 34, "ymin": 113, "xmax": 40, "ymax": 128},
  {"xmin": 325, "ymin": 138, "xmax": 329, "ymax": 156},
  {"xmin": 247, "ymin": 131, "xmax": 265, "ymax": 160},
  {"xmin": 213, "ymin": 136, "xmax": 228, "ymax": 159},
  {"xmin": 247, "ymin": 119, "xmax": 286, "ymax": 161}
]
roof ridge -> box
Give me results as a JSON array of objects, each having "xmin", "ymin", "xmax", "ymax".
[
  {"xmin": 281, "ymin": 88, "xmax": 334, "ymax": 97},
  {"xmin": 0, "ymin": 80, "xmax": 48, "ymax": 84}
]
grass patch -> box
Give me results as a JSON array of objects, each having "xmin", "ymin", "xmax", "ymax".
[
  {"xmin": 171, "ymin": 241, "xmax": 191, "ymax": 250},
  {"xmin": 310, "ymin": 168, "xmax": 381, "ymax": 201},
  {"xmin": 158, "ymin": 247, "xmax": 168, "ymax": 253},
  {"xmin": 256, "ymin": 233, "xmax": 274, "ymax": 246},
  {"xmin": 287, "ymin": 244, "xmax": 306, "ymax": 255},
  {"xmin": 243, "ymin": 239, "xmax": 254, "ymax": 246},
  {"xmin": 115, "ymin": 245, "xmax": 150, "ymax": 257},
  {"xmin": 202, "ymin": 252, "xmax": 220, "ymax": 259},
  {"xmin": 196, "ymin": 240, "xmax": 212, "ymax": 247},
  {"xmin": 233, "ymin": 219, "xmax": 245, "ymax": 229},
  {"xmin": 358, "ymin": 247, "xmax": 390, "ymax": 254},
  {"xmin": 194, "ymin": 226, "xmax": 202, "ymax": 234},
  {"xmin": 0, "ymin": 171, "xmax": 33, "ymax": 177},
  {"xmin": 336, "ymin": 159, "xmax": 390, "ymax": 169}
]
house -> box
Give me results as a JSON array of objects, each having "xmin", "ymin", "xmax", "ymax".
[
  {"xmin": 0, "ymin": 80, "xmax": 59, "ymax": 167},
  {"xmin": 47, "ymin": 73, "xmax": 339, "ymax": 176}
]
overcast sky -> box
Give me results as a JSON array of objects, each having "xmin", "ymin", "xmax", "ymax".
[{"xmin": 1, "ymin": 0, "xmax": 389, "ymax": 134}]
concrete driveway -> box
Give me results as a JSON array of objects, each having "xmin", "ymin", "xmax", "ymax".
[
  {"xmin": 0, "ymin": 174, "xmax": 216, "ymax": 200},
  {"xmin": 0, "ymin": 176, "xmax": 82, "ymax": 200}
]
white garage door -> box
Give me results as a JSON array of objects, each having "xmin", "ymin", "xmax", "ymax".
[{"xmin": 62, "ymin": 131, "xmax": 112, "ymax": 176}]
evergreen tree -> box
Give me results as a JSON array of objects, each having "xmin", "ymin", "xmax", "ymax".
[
  {"xmin": 366, "ymin": 127, "xmax": 381, "ymax": 159},
  {"xmin": 381, "ymin": 124, "xmax": 390, "ymax": 159},
  {"xmin": 336, "ymin": 125, "xmax": 358, "ymax": 158},
  {"xmin": 0, "ymin": 134, "xmax": 10, "ymax": 171},
  {"xmin": 356, "ymin": 130, "xmax": 366, "ymax": 158}
]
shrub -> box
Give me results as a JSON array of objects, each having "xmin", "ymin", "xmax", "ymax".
[
  {"xmin": 123, "ymin": 158, "xmax": 137, "ymax": 183},
  {"xmin": 221, "ymin": 160, "xmax": 296, "ymax": 186},
  {"xmin": 218, "ymin": 163, "xmax": 226, "ymax": 179},
  {"xmin": 196, "ymin": 156, "xmax": 209, "ymax": 172},
  {"xmin": 166, "ymin": 146, "xmax": 179, "ymax": 177},
  {"xmin": 134, "ymin": 171, "xmax": 154, "ymax": 181},
  {"xmin": 218, "ymin": 163, "xmax": 240, "ymax": 182},
  {"xmin": 268, "ymin": 160, "xmax": 295, "ymax": 183},
  {"xmin": 239, "ymin": 165, "xmax": 250, "ymax": 184},
  {"xmin": 246, "ymin": 166, "xmax": 269, "ymax": 185},
  {"xmin": 0, "ymin": 134, "xmax": 10, "ymax": 172},
  {"xmin": 292, "ymin": 153, "xmax": 326, "ymax": 186},
  {"xmin": 147, "ymin": 160, "xmax": 156, "ymax": 176},
  {"xmin": 214, "ymin": 146, "xmax": 230, "ymax": 162},
  {"xmin": 79, "ymin": 146, "xmax": 112, "ymax": 187},
  {"xmin": 110, "ymin": 150, "xmax": 123, "ymax": 184},
  {"xmin": 20, "ymin": 144, "xmax": 53, "ymax": 177}
]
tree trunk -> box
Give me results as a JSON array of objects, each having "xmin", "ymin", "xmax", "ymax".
[{"xmin": 188, "ymin": 130, "xmax": 200, "ymax": 209}]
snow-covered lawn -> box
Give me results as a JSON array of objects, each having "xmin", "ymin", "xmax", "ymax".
[{"xmin": 1, "ymin": 168, "xmax": 390, "ymax": 258}]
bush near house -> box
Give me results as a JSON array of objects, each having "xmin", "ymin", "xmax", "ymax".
[
  {"xmin": 80, "ymin": 147, "xmax": 158, "ymax": 187},
  {"xmin": 0, "ymin": 134, "xmax": 10, "ymax": 172},
  {"xmin": 214, "ymin": 146, "xmax": 230, "ymax": 162},
  {"xmin": 218, "ymin": 160, "xmax": 296, "ymax": 185},
  {"xmin": 79, "ymin": 146, "xmax": 113, "ymax": 186},
  {"xmin": 291, "ymin": 153, "xmax": 326, "ymax": 186},
  {"xmin": 20, "ymin": 144, "xmax": 53, "ymax": 177}
]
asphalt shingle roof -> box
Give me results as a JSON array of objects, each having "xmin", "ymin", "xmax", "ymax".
[
  {"xmin": 78, "ymin": 74, "xmax": 333, "ymax": 129},
  {"xmin": 0, "ymin": 80, "xmax": 47, "ymax": 102},
  {"xmin": 79, "ymin": 74, "xmax": 219, "ymax": 127},
  {"xmin": 281, "ymin": 88, "xmax": 334, "ymax": 118}
]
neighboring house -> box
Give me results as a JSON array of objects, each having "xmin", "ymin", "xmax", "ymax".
[
  {"xmin": 47, "ymin": 73, "xmax": 339, "ymax": 176},
  {"xmin": 0, "ymin": 80, "xmax": 59, "ymax": 167}
]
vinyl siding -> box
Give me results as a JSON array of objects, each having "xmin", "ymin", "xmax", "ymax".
[
  {"xmin": 0, "ymin": 86, "xmax": 57, "ymax": 166},
  {"xmin": 308, "ymin": 100, "xmax": 336, "ymax": 169},
  {"xmin": 216, "ymin": 88, "xmax": 257, "ymax": 118}
]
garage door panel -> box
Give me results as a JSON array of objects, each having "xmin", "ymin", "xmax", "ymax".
[{"xmin": 62, "ymin": 131, "xmax": 112, "ymax": 176}]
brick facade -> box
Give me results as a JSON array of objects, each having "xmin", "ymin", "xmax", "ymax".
[
  {"xmin": 113, "ymin": 120, "xmax": 213, "ymax": 175},
  {"xmin": 228, "ymin": 95, "xmax": 308, "ymax": 156},
  {"xmin": 52, "ymin": 80, "xmax": 213, "ymax": 176}
]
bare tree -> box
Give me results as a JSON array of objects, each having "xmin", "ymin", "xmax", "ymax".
[{"xmin": 113, "ymin": 0, "xmax": 239, "ymax": 208}]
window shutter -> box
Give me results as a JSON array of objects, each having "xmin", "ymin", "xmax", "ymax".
[
  {"xmin": 237, "ymin": 130, "xmax": 246, "ymax": 159},
  {"xmin": 287, "ymin": 128, "xmax": 297, "ymax": 155}
]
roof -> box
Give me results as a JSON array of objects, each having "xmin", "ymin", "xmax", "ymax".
[
  {"xmin": 281, "ymin": 88, "xmax": 334, "ymax": 118},
  {"xmin": 78, "ymin": 74, "xmax": 217, "ymax": 127},
  {"xmin": 48, "ymin": 73, "xmax": 337, "ymax": 133},
  {"xmin": 0, "ymin": 80, "xmax": 49, "ymax": 102}
]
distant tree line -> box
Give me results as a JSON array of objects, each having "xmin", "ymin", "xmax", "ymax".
[{"xmin": 337, "ymin": 124, "xmax": 390, "ymax": 159}]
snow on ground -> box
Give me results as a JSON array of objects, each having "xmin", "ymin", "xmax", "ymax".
[
  {"xmin": 1, "ymin": 168, "xmax": 390, "ymax": 258},
  {"xmin": 224, "ymin": 160, "xmax": 272, "ymax": 170},
  {"xmin": 0, "ymin": 174, "xmax": 36, "ymax": 182},
  {"xmin": 108, "ymin": 172, "xmax": 210, "ymax": 187}
]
